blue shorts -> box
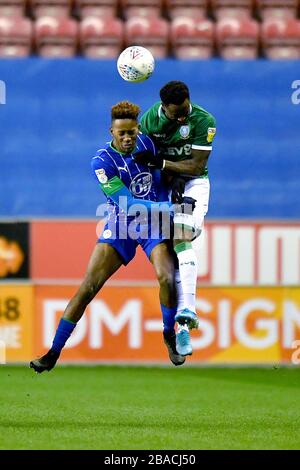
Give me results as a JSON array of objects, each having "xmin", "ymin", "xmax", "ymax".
[{"xmin": 97, "ymin": 219, "xmax": 168, "ymax": 265}]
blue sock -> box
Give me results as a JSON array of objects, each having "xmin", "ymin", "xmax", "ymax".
[
  {"xmin": 51, "ymin": 318, "xmax": 76, "ymax": 354},
  {"xmin": 160, "ymin": 304, "xmax": 177, "ymax": 335}
]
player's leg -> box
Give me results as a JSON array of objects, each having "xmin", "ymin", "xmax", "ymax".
[
  {"xmin": 62, "ymin": 243, "xmax": 123, "ymax": 323},
  {"xmin": 173, "ymin": 211, "xmax": 199, "ymax": 332},
  {"xmin": 149, "ymin": 241, "xmax": 177, "ymax": 326},
  {"xmin": 148, "ymin": 241, "xmax": 186, "ymax": 365},
  {"xmin": 173, "ymin": 179, "xmax": 209, "ymax": 329},
  {"xmin": 30, "ymin": 243, "xmax": 123, "ymax": 373}
]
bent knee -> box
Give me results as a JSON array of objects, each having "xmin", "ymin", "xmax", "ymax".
[
  {"xmin": 157, "ymin": 270, "xmax": 175, "ymax": 291},
  {"xmin": 174, "ymin": 226, "xmax": 194, "ymax": 242},
  {"xmin": 174, "ymin": 226, "xmax": 201, "ymax": 242}
]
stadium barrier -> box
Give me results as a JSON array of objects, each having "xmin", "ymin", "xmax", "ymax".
[{"xmin": 1, "ymin": 283, "xmax": 300, "ymax": 365}]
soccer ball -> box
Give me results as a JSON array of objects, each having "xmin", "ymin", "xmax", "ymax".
[{"xmin": 117, "ymin": 46, "xmax": 155, "ymax": 83}]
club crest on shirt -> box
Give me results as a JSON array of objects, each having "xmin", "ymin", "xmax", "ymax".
[
  {"xmin": 207, "ymin": 127, "xmax": 216, "ymax": 143},
  {"xmin": 179, "ymin": 125, "xmax": 190, "ymax": 139}
]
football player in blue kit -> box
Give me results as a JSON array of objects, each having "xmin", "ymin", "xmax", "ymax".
[{"xmin": 30, "ymin": 101, "xmax": 192, "ymax": 373}]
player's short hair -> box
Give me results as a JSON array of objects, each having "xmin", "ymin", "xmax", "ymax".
[
  {"xmin": 111, "ymin": 101, "xmax": 140, "ymax": 122},
  {"xmin": 160, "ymin": 81, "xmax": 190, "ymax": 105}
]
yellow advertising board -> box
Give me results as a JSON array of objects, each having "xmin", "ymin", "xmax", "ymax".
[
  {"xmin": 192, "ymin": 287, "xmax": 300, "ymax": 364},
  {"xmin": 2, "ymin": 283, "xmax": 300, "ymax": 364},
  {"xmin": 33, "ymin": 285, "xmax": 300, "ymax": 365},
  {"xmin": 0, "ymin": 284, "xmax": 33, "ymax": 361}
]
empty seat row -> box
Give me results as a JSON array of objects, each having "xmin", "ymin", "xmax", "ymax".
[
  {"xmin": 0, "ymin": 0, "xmax": 300, "ymax": 21},
  {"xmin": 211, "ymin": 0, "xmax": 300, "ymax": 20},
  {"xmin": 1, "ymin": 15, "xmax": 300, "ymax": 59}
]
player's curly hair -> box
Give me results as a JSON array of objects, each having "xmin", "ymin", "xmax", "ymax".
[
  {"xmin": 111, "ymin": 101, "xmax": 141, "ymax": 122},
  {"xmin": 160, "ymin": 81, "xmax": 190, "ymax": 105}
]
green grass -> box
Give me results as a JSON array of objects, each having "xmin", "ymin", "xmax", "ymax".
[{"xmin": 1, "ymin": 365, "xmax": 300, "ymax": 450}]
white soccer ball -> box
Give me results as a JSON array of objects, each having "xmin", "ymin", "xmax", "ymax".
[{"xmin": 117, "ymin": 46, "xmax": 155, "ymax": 83}]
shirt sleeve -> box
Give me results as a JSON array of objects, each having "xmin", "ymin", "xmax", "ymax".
[
  {"xmin": 91, "ymin": 153, "xmax": 118, "ymax": 185},
  {"xmin": 192, "ymin": 114, "xmax": 217, "ymax": 151}
]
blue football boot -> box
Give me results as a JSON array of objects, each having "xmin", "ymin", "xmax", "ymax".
[
  {"xmin": 175, "ymin": 308, "xmax": 199, "ymax": 330},
  {"xmin": 176, "ymin": 325, "xmax": 193, "ymax": 356}
]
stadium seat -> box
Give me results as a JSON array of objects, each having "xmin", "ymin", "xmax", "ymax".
[
  {"xmin": 0, "ymin": 0, "xmax": 25, "ymax": 17},
  {"xmin": 125, "ymin": 16, "xmax": 169, "ymax": 58},
  {"xmin": 261, "ymin": 18, "xmax": 300, "ymax": 59},
  {"xmin": 165, "ymin": 0, "xmax": 207, "ymax": 20},
  {"xmin": 79, "ymin": 16, "xmax": 124, "ymax": 58},
  {"xmin": 170, "ymin": 17, "xmax": 214, "ymax": 59},
  {"xmin": 256, "ymin": 0, "xmax": 299, "ymax": 20},
  {"xmin": 75, "ymin": 0, "xmax": 118, "ymax": 19},
  {"xmin": 120, "ymin": 0, "xmax": 163, "ymax": 20},
  {"xmin": 216, "ymin": 17, "xmax": 259, "ymax": 59},
  {"xmin": 30, "ymin": 0, "xmax": 72, "ymax": 18},
  {"xmin": 34, "ymin": 16, "xmax": 78, "ymax": 57},
  {"xmin": 211, "ymin": 0, "xmax": 254, "ymax": 20},
  {"xmin": 0, "ymin": 16, "xmax": 32, "ymax": 57}
]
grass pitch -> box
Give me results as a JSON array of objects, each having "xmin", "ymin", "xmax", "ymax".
[{"xmin": 1, "ymin": 365, "xmax": 300, "ymax": 450}]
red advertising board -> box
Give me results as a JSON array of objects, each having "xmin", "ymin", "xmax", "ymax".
[
  {"xmin": 31, "ymin": 220, "xmax": 156, "ymax": 281},
  {"xmin": 31, "ymin": 220, "xmax": 300, "ymax": 286}
]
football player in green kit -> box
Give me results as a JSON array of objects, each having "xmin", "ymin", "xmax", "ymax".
[{"xmin": 135, "ymin": 81, "xmax": 216, "ymax": 357}]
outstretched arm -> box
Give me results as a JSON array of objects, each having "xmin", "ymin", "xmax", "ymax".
[{"xmin": 100, "ymin": 176, "xmax": 171, "ymax": 213}]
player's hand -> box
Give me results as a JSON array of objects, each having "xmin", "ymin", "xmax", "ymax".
[
  {"xmin": 133, "ymin": 151, "xmax": 165, "ymax": 170},
  {"xmin": 170, "ymin": 177, "xmax": 186, "ymax": 204},
  {"xmin": 174, "ymin": 196, "xmax": 197, "ymax": 216},
  {"xmin": 182, "ymin": 196, "xmax": 197, "ymax": 213}
]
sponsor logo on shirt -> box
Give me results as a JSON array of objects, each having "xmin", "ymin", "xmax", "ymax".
[
  {"xmin": 153, "ymin": 133, "xmax": 167, "ymax": 138},
  {"xmin": 166, "ymin": 144, "xmax": 192, "ymax": 157},
  {"xmin": 118, "ymin": 166, "xmax": 128, "ymax": 173},
  {"xmin": 207, "ymin": 127, "xmax": 216, "ymax": 143},
  {"xmin": 130, "ymin": 172, "xmax": 152, "ymax": 197}
]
